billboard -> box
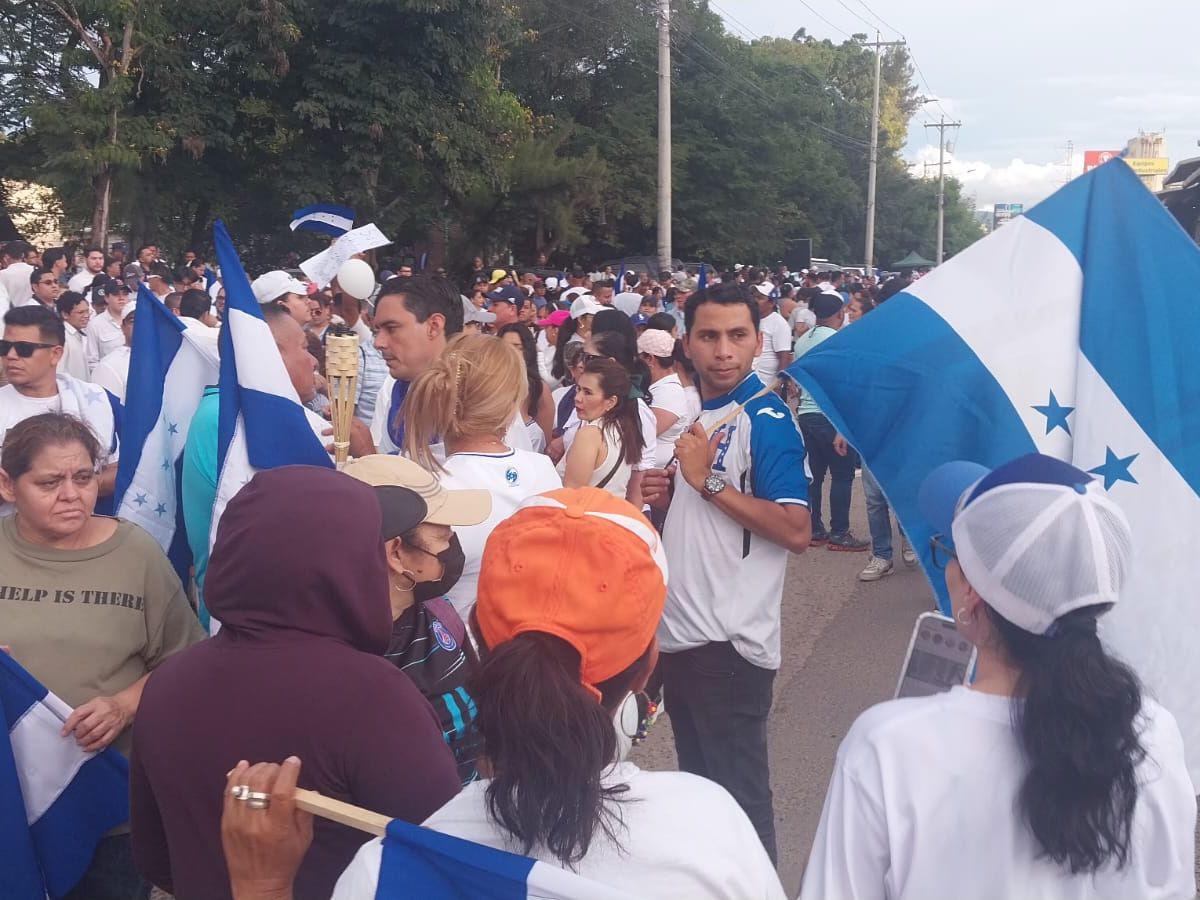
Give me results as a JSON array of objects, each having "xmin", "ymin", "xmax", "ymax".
[
  {"xmin": 1124, "ymin": 157, "xmax": 1170, "ymax": 176},
  {"xmin": 993, "ymin": 202, "xmax": 1024, "ymax": 229},
  {"xmin": 1083, "ymin": 150, "xmax": 1168, "ymax": 176},
  {"xmin": 1084, "ymin": 149, "xmax": 1122, "ymax": 172}
]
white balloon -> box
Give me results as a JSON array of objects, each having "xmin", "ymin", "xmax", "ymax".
[{"xmin": 337, "ymin": 258, "xmax": 376, "ymax": 300}]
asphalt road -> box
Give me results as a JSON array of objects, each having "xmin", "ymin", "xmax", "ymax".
[{"xmin": 633, "ymin": 498, "xmax": 930, "ymax": 896}]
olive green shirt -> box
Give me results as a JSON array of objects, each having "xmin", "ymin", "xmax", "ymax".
[{"xmin": 0, "ymin": 515, "xmax": 205, "ymax": 757}]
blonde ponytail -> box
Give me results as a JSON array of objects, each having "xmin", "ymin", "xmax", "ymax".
[{"xmin": 404, "ymin": 333, "xmax": 528, "ymax": 472}]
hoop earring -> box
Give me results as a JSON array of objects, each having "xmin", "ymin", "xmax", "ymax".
[
  {"xmin": 393, "ymin": 571, "xmax": 417, "ymax": 592},
  {"xmin": 955, "ymin": 609, "xmax": 972, "ymax": 627}
]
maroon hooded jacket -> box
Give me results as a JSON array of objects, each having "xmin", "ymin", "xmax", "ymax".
[{"xmin": 130, "ymin": 466, "xmax": 460, "ymax": 900}]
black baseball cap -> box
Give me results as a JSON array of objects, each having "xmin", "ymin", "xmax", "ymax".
[
  {"xmin": 374, "ymin": 485, "xmax": 430, "ymax": 541},
  {"xmin": 99, "ymin": 277, "xmax": 130, "ymax": 295},
  {"xmin": 810, "ymin": 292, "xmax": 844, "ymax": 320}
]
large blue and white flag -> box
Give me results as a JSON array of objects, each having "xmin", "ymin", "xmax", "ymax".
[
  {"xmin": 210, "ymin": 221, "xmax": 332, "ymax": 557},
  {"xmin": 0, "ymin": 653, "xmax": 129, "ymax": 899},
  {"xmin": 785, "ymin": 159, "xmax": 1200, "ymax": 778},
  {"xmin": 290, "ymin": 203, "xmax": 355, "ymax": 237},
  {"xmin": 373, "ymin": 817, "xmax": 631, "ymax": 899},
  {"xmin": 114, "ymin": 286, "xmax": 219, "ymax": 581}
]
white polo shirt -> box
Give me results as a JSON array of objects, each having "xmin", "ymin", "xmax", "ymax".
[
  {"xmin": 85, "ymin": 312, "xmax": 125, "ymax": 372},
  {"xmin": 659, "ymin": 373, "xmax": 809, "ymax": 670}
]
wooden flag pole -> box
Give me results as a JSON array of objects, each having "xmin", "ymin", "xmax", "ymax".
[
  {"xmin": 702, "ymin": 378, "xmax": 779, "ymax": 438},
  {"xmin": 294, "ymin": 788, "xmax": 390, "ymax": 837}
]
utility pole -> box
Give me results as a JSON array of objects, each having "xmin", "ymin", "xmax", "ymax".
[
  {"xmin": 864, "ymin": 32, "xmax": 905, "ymax": 274},
  {"xmin": 925, "ymin": 116, "xmax": 961, "ymax": 264},
  {"xmin": 656, "ymin": 0, "xmax": 672, "ymax": 276}
]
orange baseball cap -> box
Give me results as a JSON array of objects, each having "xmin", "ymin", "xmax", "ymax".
[{"xmin": 475, "ymin": 487, "xmax": 668, "ymax": 701}]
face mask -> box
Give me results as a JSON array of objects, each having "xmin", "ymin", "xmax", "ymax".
[{"xmin": 411, "ymin": 534, "xmax": 466, "ymax": 603}]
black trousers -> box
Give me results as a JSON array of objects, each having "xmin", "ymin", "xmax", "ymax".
[
  {"xmin": 797, "ymin": 411, "xmax": 858, "ymax": 536},
  {"xmin": 661, "ymin": 642, "xmax": 778, "ymax": 863}
]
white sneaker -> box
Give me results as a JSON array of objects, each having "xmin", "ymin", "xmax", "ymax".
[
  {"xmin": 901, "ymin": 537, "xmax": 918, "ymax": 568},
  {"xmin": 859, "ymin": 555, "xmax": 894, "ymax": 582}
]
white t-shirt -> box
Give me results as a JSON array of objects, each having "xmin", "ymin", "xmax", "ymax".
[
  {"xmin": 85, "ymin": 312, "xmax": 125, "ymax": 371},
  {"xmin": 752, "ymin": 311, "xmax": 791, "ymax": 382},
  {"xmin": 647, "ymin": 373, "xmax": 695, "ymax": 467},
  {"xmin": 0, "ymin": 263, "xmax": 34, "ymax": 308},
  {"xmin": 332, "ymin": 762, "xmax": 785, "ymax": 900},
  {"xmin": 659, "ymin": 373, "xmax": 809, "ymax": 670},
  {"xmin": 91, "ymin": 346, "xmax": 132, "ymax": 403},
  {"xmin": 535, "ymin": 330, "xmax": 558, "ymax": 387},
  {"xmin": 0, "ymin": 376, "xmax": 119, "ymax": 516},
  {"xmin": 800, "ymin": 688, "xmax": 1196, "ymax": 900},
  {"xmin": 67, "ymin": 269, "xmax": 99, "ymax": 294},
  {"xmin": 439, "ymin": 449, "xmax": 561, "ymax": 623}
]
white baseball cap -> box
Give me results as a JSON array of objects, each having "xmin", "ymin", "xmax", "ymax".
[
  {"xmin": 569, "ymin": 293, "xmax": 606, "ymax": 319},
  {"xmin": 251, "ymin": 270, "xmax": 308, "ymax": 305},
  {"xmin": 753, "ymin": 282, "xmax": 774, "ymax": 297},
  {"xmin": 918, "ymin": 453, "xmax": 1133, "ymax": 635},
  {"xmin": 545, "ymin": 276, "xmax": 559, "ymax": 290}
]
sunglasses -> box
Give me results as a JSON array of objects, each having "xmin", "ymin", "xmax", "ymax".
[
  {"xmin": 0, "ymin": 340, "xmax": 57, "ymax": 358},
  {"xmin": 930, "ymin": 533, "xmax": 957, "ymax": 570}
]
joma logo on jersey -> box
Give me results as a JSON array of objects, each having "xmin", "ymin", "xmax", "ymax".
[{"xmin": 756, "ymin": 407, "xmax": 786, "ymax": 420}]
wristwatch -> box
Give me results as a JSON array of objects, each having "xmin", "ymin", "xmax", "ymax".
[{"xmin": 701, "ymin": 473, "xmax": 727, "ymax": 501}]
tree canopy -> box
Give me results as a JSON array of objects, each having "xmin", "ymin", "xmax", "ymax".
[{"xmin": 0, "ymin": 0, "xmax": 982, "ymax": 268}]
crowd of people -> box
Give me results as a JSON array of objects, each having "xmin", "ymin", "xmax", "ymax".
[{"xmin": 0, "ymin": 236, "xmax": 1195, "ymax": 900}]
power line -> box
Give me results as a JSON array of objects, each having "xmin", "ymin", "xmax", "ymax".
[
  {"xmin": 670, "ymin": 23, "xmax": 870, "ymax": 138},
  {"xmin": 793, "ymin": 0, "xmax": 855, "ymax": 40},
  {"xmin": 705, "ymin": 0, "xmax": 761, "ymax": 42},
  {"xmin": 833, "ymin": 0, "xmax": 878, "ymax": 32},
  {"xmin": 851, "ymin": 0, "xmax": 903, "ymax": 37},
  {"xmin": 666, "ymin": 29, "xmax": 869, "ymax": 150}
]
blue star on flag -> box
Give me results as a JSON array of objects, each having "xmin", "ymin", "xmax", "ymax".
[
  {"xmin": 1089, "ymin": 447, "xmax": 1138, "ymax": 490},
  {"xmin": 161, "ymin": 459, "xmax": 171, "ymax": 471},
  {"xmin": 133, "ymin": 493, "xmax": 148, "ymax": 507},
  {"xmin": 154, "ymin": 503, "xmax": 168, "ymax": 516},
  {"xmin": 166, "ymin": 421, "xmax": 179, "ymax": 435},
  {"xmin": 1033, "ymin": 390, "xmax": 1074, "ymax": 435},
  {"xmin": 85, "ymin": 388, "xmax": 104, "ymax": 405}
]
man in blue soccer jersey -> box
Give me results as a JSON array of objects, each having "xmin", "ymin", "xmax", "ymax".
[{"xmin": 642, "ymin": 282, "xmax": 811, "ymax": 863}]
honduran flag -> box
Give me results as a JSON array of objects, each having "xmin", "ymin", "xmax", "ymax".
[
  {"xmin": 290, "ymin": 204, "xmax": 356, "ymax": 237},
  {"xmin": 362, "ymin": 817, "xmax": 632, "ymax": 899},
  {"xmin": 784, "ymin": 158, "xmax": 1200, "ymax": 780},
  {"xmin": 114, "ymin": 286, "xmax": 219, "ymax": 584},
  {"xmin": 0, "ymin": 653, "xmax": 129, "ymax": 899},
  {"xmin": 209, "ymin": 222, "xmax": 332, "ymax": 607}
]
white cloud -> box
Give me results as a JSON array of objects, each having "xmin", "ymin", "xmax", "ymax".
[{"xmin": 907, "ymin": 145, "xmax": 1084, "ymax": 210}]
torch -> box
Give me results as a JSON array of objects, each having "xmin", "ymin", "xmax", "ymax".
[{"xmin": 325, "ymin": 329, "xmax": 359, "ymax": 468}]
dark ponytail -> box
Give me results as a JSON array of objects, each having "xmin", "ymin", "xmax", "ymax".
[
  {"xmin": 988, "ymin": 604, "xmax": 1146, "ymax": 873},
  {"xmin": 552, "ymin": 317, "xmax": 580, "ymax": 381},
  {"xmin": 583, "ymin": 358, "xmax": 644, "ymax": 466},
  {"xmin": 470, "ymin": 632, "xmax": 648, "ymax": 864}
]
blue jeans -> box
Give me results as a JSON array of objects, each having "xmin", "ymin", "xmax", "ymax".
[
  {"xmin": 797, "ymin": 412, "xmax": 858, "ymax": 535},
  {"xmin": 861, "ymin": 466, "xmax": 893, "ymax": 560}
]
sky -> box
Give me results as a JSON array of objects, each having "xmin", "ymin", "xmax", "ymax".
[{"xmin": 712, "ymin": 0, "xmax": 1200, "ymax": 210}]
